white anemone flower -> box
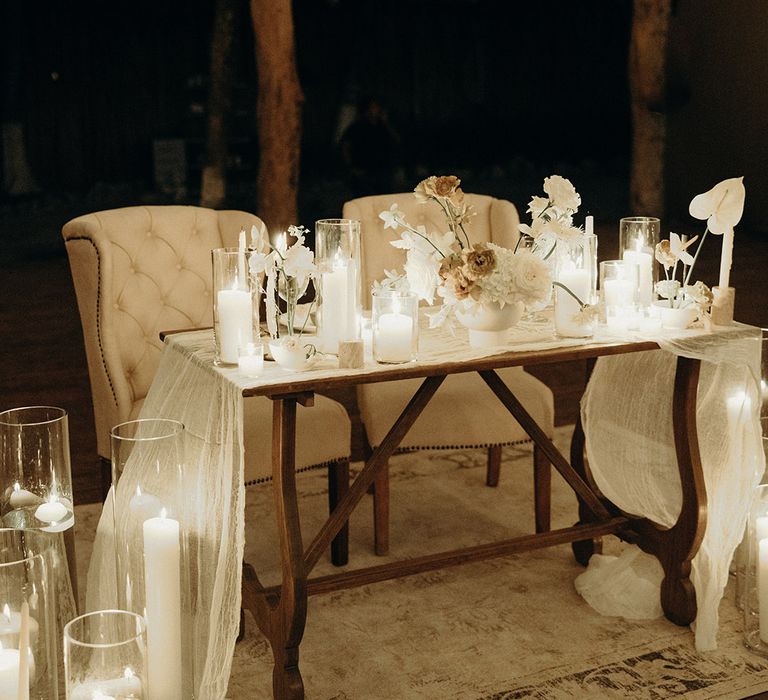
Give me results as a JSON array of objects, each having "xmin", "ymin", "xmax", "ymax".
[{"xmin": 688, "ymin": 176, "xmax": 745, "ymax": 234}]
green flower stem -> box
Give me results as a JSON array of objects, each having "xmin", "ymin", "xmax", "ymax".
[
  {"xmin": 434, "ymin": 198, "xmax": 467, "ymax": 250},
  {"xmin": 683, "ymin": 226, "xmax": 709, "ymax": 287},
  {"xmin": 297, "ymin": 295, "xmax": 315, "ymax": 338},
  {"xmin": 552, "ymin": 280, "xmax": 587, "ymax": 309}
]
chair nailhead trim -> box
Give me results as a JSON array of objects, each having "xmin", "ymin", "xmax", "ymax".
[{"xmin": 64, "ymin": 236, "xmax": 119, "ymax": 406}]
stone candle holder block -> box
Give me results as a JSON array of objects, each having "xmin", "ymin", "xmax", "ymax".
[
  {"xmin": 338, "ymin": 340, "xmax": 364, "ymax": 369},
  {"xmin": 711, "ymin": 286, "xmax": 735, "ymax": 326}
]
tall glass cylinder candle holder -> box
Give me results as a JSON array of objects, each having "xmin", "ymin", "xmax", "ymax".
[
  {"xmin": 372, "ymin": 290, "xmax": 418, "ymax": 364},
  {"xmin": 212, "ymin": 247, "xmax": 259, "ymax": 366},
  {"xmin": 0, "ymin": 406, "xmax": 74, "ymax": 533},
  {"xmin": 110, "ymin": 419, "xmax": 191, "ymax": 700},
  {"xmin": 64, "ymin": 610, "xmax": 145, "ymax": 700},
  {"xmin": 600, "ymin": 260, "xmax": 639, "ymax": 330},
  {"xmin": 554, "ymin": 233, "xmax": 597, "ymax": 338},
  {"xmin": 315, "ymin": 219, "xmax": 362, "ymax": 354},
  {"xmin": 619, "ymin": 216, "xmax": 660, "ymax": 309},
  {"xmin": 0, "ymin": 529, "xmax": 59, "ymax": 699}
]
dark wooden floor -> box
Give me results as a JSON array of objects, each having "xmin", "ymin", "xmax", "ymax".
[{"xmin": 1, "ymin": 215, "xmax": 766, "ymax": 505}]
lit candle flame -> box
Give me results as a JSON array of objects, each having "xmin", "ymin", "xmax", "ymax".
[
  {"xmin": 136, "ymin": 485, "xmax": 142, "ymax": 497},
  {"xmin": 160, "ymin": 507, "xmax": 168, "ymax": 519},
  {"xmin": 12, "ymin": 483, "xmax": 20, "ymax": 493}
]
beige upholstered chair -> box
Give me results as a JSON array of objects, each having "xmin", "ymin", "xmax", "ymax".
[
  {"xmin": 63, "ymin": 205, "xmax": 353, "ymax": 564},
  {"xmin": 343, "ymin": 193, "xmax": 555, "ymax": 554}
]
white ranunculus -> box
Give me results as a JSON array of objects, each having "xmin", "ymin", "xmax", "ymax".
[
  {"xmin": 688, "ymin": 176, "xmax": 745, "ymax": 234},
  {"xmin": 543, "ymin": 175, "xmax": 581, "ymax": 213},
  {"xmin": 283, "ymin": 244, "xmax": 316, "ymax": 278}
]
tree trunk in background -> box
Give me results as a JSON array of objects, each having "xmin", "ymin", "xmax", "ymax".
[
  {"xmin": 629, "ymin": 0, "xmax": 672, "ymax": 216},
  {"xmin": 201, "ymin": 0, "xmax": 236, "ymax": 208},
  {"xmin": 250, "ymin": 0, "xmax": 303, "ymax": 231}
]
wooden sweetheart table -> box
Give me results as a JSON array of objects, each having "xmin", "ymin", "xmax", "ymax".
[{"xmin": 161, "ymin": 322, "xmax": 730, "ymax": 699}]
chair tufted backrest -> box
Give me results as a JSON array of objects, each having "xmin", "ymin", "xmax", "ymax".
[
  {"xmin": 342, "ymin": 192, "xmax": 520, "ymax": 306},
  {"xmin": 63, "ymin": 205, "xmax": 266, "ymax": 458}
]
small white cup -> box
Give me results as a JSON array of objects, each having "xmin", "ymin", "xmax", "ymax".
[{"xmin": 238, "ymin": 342, "xmax": 264, "ymax": 378}]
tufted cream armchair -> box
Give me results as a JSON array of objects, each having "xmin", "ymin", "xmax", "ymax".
[
  {"xmin": 63, "ymin": 205, "xmax": 354, "ymax": 564},
  {"xmin": 343, "ymin": 193, "xmax": 555, "ymax": 554}
]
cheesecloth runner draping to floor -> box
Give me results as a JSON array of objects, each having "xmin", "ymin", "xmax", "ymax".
[
  {"xmin": 577, "ymin": 323, "xmax": 765, "ymax": 651},
  {"xmin": 85, "ymin": 315, "xmax": 762, "ymax": 696}
]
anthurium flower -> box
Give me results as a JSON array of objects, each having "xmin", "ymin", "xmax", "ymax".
[
  {"xmin": 669, "ymin": 232, "xmax": 697, "ymax": 266},
  {"xmin": 688, "ymin": 176, "xmax": 745, "ymax": 234}
]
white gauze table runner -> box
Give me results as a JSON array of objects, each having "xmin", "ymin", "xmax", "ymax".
[
  {"xmin": 578, "ymin": 323, "xmax": 764, "ymax": 650},
  {"xmin": 85, "ymin": 316, "xmax": 763, "ymax": 695}
]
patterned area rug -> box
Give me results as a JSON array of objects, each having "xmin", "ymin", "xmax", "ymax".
[{"xmin": 73, "ymin": 426, "xmax": 768, "ymax": 699}]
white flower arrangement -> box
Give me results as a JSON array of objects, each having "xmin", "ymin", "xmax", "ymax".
[
  {"xmin": 519, "ymin": 175, "xmax": 584, "ymax": 254},
  {"xmin": 376, "ymin": 176, "xmax": 553, "ymax": 328},
  {"xmin": 249, "ymin": 224, "xmax": 317, "ymax": 356},
  {"xmin": 653, "ymin": 176, "xmax": 745, "ymax": 324}
]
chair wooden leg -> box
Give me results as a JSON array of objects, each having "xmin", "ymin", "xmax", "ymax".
[
  {"xmin": 373, "ymin": 462, "xmax": 390, "ymax": 556},
  {"xmin": 328, "ymin": 460, "xmax": 350, "ymax": 567},
  {"xmin": 486, "ymin": 445, "xmax": 502, "ymax": 487},
  {"xmin": 533, "ymin": 443, "xmax": 551, "ymax": 533}
]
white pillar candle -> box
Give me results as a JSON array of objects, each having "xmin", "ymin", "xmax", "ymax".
[
  {"xmin": 17, "ymin": 602, "xmax": 28, "ymax": 700},
  {"xmin": 555, "ymin": 269, "xmax": 591, "ymax": 337},
  {"xmin": 719, "ymin": 227, "xmax": 734, "ymax": 289},
  {"xmin": 623, "ymin": 248, "xmax": 654, "ymax": 306},
  {"xmin": 0, "ymin": 647, "xmax": 20, "ymax": 700},
  {"xmin": 602, "ymin": 279, "xmax": 635, "ymax": 308},
  {"xmin": 238, "ymin": 342, "xmax": 264, "ymax": 378},
  {"xmin": 69, "ymin": 673, "xmax": 143, "ymax": 700},
  {"xmin": 374, "ymin": 313, "xmax": 413, "ymax": 363},
  {"xmin": 143, "ymin": 511, "xmax": 182, "ymax": 700},
  {"xmin": 0, "ymin": 606, "xmax": 37, "ymax": 656},
  {"xmin": 217, "ymin": 288, "xmax": 254, "ymax": 364},
  {"xmin": 320, "ymin": 257, "xmax": 356, "ymax": 352}
]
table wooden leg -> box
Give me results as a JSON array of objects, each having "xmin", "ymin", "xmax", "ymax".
[
  {"xmin": 634, "ymin": 356, "xmax": 706, "ymax": 626},
  {"xmin": 270, "ymin": 395, "xmax": 309, "ymax": 700}
]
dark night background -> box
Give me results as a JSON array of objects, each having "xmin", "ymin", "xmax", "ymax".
[
  {"xmin": 0, "ymin": 1, "xmax": 637, "ymax": 235},
  {"xmin": 3, "ymin": 0, "xmax": 766, "ymax": 242}
]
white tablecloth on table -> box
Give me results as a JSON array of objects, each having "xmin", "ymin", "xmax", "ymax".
[{"xmin": 85, "ymin": 317, "xmax": 764, "ymax": 697}]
